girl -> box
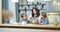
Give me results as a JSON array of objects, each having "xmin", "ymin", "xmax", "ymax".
[{"xmin": 39, "ymin": 12, "xmax": 49, "ymax": 25}]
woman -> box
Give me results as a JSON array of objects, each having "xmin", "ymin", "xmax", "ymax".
[
  {"xmin": 38, "ymin": 12, "xmax": 49, "ymax": 25},
  {"xmin": 28, "ymin": 7, "xmax": 40, "ymax": 24}
]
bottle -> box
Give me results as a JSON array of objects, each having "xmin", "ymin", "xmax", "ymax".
[{"xmin": 54, "ymin": 18, "xmax": 58, "ymax": 26}]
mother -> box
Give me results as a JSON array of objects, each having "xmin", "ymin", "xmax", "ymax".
[{"xmin": 28, "ymin": 7, "xmax": 40, "ymax": 24}]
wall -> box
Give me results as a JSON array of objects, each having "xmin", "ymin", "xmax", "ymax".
[
  {"xmin": 0, "ymin": 0, "xmax": 2, "ymax": 24},
  {"xmin": 8, "ymin": 0, "xmax": 16, "ymax": 23},
  {"xmin": 2, "ymin": 0, "xmax": 9, "ymax": 10}
]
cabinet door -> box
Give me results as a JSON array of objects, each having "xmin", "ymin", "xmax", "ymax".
[
  {"xmin": 45, "ymin": 1, "xmax": 55, "ymax": 12},
  {"xmin": 57, "ymin": 0, "xmax": 60, "ymax": 11},
  {"xmin": 45, "ymin": 0, "xmax": 60, "ymax": 12}
]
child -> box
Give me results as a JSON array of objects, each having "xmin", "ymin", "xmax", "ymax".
[
  {"xmin": 20, "ymin": 13, "xmax": 30, "ymax": 24},
  {"xmin": 38, "ymin": 12, "xmax": 49, "ymax": 25}
]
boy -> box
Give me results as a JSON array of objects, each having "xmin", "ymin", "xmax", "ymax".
[{"xmin": 20, "ymin": 13, "xmax": 30, "ymax": 24}]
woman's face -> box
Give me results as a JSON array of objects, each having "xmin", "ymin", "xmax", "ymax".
[{"xmin": 32, "ymin": 9, "xmax": 37, "ymax": 14}]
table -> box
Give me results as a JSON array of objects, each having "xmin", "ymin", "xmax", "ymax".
[{"xmin": 0, "ymin": 24, "xmax": 60, "ymax": 30}]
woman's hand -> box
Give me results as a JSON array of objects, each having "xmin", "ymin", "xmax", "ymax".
[
  {"xmin": 32, "ymin": 20, "xmax": 39, "ymax": 24},
  {"xmin": 28, "ymin": 17, "xmax": 31, "ymax": 21}
]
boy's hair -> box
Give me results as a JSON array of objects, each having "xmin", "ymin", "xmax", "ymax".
[{"xmin": 21, "ymin": 13, "xmax": 27, "ymax": 18}]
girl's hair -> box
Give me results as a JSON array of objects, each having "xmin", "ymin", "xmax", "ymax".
[
  {"xmin": 41, "ymin": 12, "xmax": 47, "ymax": 17},
  {"xmin": 32, "ymin": 7, "xmax": 40, "ymax": 17}
]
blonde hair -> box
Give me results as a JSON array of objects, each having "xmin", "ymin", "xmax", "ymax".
[{"xmin": 2, "ymin": 10, "xmax": 13, "ymax": 19}]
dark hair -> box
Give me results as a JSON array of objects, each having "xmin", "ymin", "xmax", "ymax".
[
  {"xmin": 32, "ymin": 7, "xmax": 40, "ymax": 17},
  {"xmin": 21, "ymin": 13, "xmax": 27, "ymax": 18}
]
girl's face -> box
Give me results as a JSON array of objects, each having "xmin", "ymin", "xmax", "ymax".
[
  {"xmin": 32, "ymin": 9, "xmax": 37, "ymax": 14},
  {"xmin": 41, "ymin": 12, "xmax": 46, "ymax": 17}
]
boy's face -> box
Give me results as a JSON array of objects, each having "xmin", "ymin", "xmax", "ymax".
[{"xmin": 22, "ymin": 15, "xmax": 27, "ymax": 19}]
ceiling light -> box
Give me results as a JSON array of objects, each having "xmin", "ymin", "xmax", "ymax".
[
  {"xmin": 44, "ymin": 0, "xmax": 52, "ymax": 1},
  {"xmin": 27, "ymin": 0, "xmax": 34, "ymax": 2},
  {"xmin": 11, "ymin": 0, "xmax": 18, "ymax": 3}
]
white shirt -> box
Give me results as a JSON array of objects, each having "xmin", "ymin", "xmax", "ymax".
[{"xmin": 29, "ymin": 15, "xmax": 41, "ymax": 22}]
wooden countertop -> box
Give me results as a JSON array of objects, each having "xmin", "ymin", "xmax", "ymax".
[{"xmin": 0, "ymin": 24, "xmax": 60, "ymax": 30}]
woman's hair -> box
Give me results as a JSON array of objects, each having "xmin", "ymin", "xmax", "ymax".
[
  {"xmin": 32, "ymin": 7, "xmax": 40, "ymax": 17},
  {"xmin": 41, "ymin": 12, "xmax": 47, "ymax": 17},
  {"xmin": 21, "ymin": 13, "xmax": 27, "ymax": 18}
]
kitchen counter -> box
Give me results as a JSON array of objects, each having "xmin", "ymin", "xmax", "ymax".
[{"xmin": 0, "ymin": 24, "xmax": 60, "ymax": 30}]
